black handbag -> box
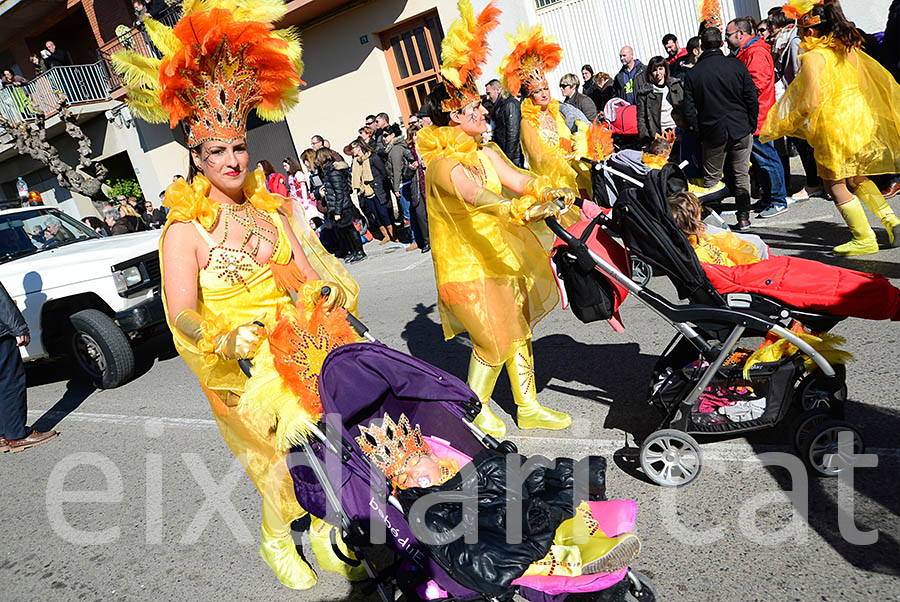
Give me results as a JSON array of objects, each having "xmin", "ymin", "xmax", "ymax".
[{"xmin": 551, "ymin": 215, "xmax": 616, "ymax": 324}]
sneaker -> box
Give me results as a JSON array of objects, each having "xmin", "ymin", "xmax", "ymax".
[
  {"xmin": 757, "ymin": 205, "xmax": 788, "ymax": 218},
  {"xmin": 791, "ymin": 185, "xmax": 824, "ymax": 201},
  {"xmin": 734, "ymin": 214, "xmax": 752, "ymax": 231},
  {"xmin": 581, "ymin": 533, "xmax": 642, "ymax": 575}
]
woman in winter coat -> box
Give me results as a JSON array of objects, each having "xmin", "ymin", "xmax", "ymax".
[
  {"xmin": 635, "ymin": 55, "xmax": 684, "ymax": 143},
  {"xmin": 347, "ymin": 138, "xmax": 395, "ymax": 244},
  {"xmin": 316, "ymin": 148, "xmax": 366, "ymax": 263}
]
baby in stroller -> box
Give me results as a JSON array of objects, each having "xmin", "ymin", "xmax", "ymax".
[
  {"xmin": 356, "ymin": 412, "xmax": 641, "ymax": 588},
  {"xmin": 668, "ymin": 190, "xmax": 900, "ymax": 321}
]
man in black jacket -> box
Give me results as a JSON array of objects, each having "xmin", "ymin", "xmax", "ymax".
[
  {"xmin": 682, "ymin": 27, "xmax": 758, "ymax": 230},
  {"xmin": 485, "ymin": 79, "xmax": 523, "ymax": 167},
  {"xmin": 42, "ymin": 41, "xmax": 69, "ymax": 70},
  {"xmin": 0, "ymin": 281, "xmax": 57, "ymax": 453}
]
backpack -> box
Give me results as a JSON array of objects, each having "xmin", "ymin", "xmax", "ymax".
[{"xmin": 551, "ymin": 214, "xmax": 616, "ymax": 323}]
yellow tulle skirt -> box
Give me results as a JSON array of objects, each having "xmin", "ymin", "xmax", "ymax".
[{"xmin": 761, "ymin": 36, "xmax": 900, "ymax": 181}]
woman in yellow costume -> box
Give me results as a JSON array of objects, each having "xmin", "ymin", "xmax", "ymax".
[
  {"xmin": 500, "ymin": 26, "xmax": 592, "ymax": 196},
  {"xmin": 418, "ymin": 0, "xmax": 575, "ymax": 439},
  {"xmin": 112, "ymin": 0, "xmax": 365, "ymax": 590},
  {"xmin": 761, "ymin": 0, "xmax": 900, "ymax": 256}
]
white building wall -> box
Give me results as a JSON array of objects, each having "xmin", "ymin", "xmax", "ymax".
[{"xmin": 535, "ymin": 0, "xmax": 760, "ymax": 87}]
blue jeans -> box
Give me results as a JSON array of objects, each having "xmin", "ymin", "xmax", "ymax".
[
  {"xmin": 752, "ymin": 137, "xmax": 787, "ymax": 208},
  {"xmin": 0, "ymin": 335, "xmax": 27, "ymax": 440},
  {"xmin": 398, "ymin": 182, "xmax": 424, "ymax": 245}
]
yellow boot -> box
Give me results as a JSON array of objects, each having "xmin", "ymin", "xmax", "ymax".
[
  {"xmin": 467, "ymin": 351, "xmax": 507, "ymax": 438},
  {"xmin": 833, "ymin": 197, "xmax": 878, "ymax": 256},
  {"xmin": 308, "ymin": 516, "xmax": 368, "ymax": 582},
  {"xmin": 506, "ymin": 340, "xmax": 572, "ymax": 431},
  {"xmin": 856, "ymin": 179, "xmax": 900, "ymax": 247},
  {"xmin": 259, "ymin": 525, "xmax": 318, "ymax": 590}
]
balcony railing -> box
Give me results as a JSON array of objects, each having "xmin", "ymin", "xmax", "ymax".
[
  {"xmin": 0, "ymin": 62, "xmax": 111, "ymax": 125},
  {"xmin": 97, "ymin": 4, "xmax": 183, "ymax": 91}
]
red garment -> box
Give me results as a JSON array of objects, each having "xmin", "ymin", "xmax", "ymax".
[
  {"xmin": 666, "ymin": 47, "xmax": 687, "ymax": 66},
  {"xmin": 553, "ymin": 203, "xmax": 631, "ymax": 332},
  {"xmin": 266, "ymin": 172, "xmax": 289, "ymax": 197},
  {"xmin": 703, "ymin": 255, "xmax": 900, "ymax": 321},
  {"xmin": 735, "ymin": 36, "xmax": 776, "ymax": 134}
]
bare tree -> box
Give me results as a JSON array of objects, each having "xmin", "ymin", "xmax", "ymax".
[{"xmin": 0, "ymin": 91, "xmax": 108, "ymax": 209}]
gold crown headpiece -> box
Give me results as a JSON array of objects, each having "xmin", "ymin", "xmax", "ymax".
[
  {"xmin": 356, "ymin": 413, "xmax": 432, "ymax": 481},
  {"xmin": 782, "ymin": 0, "xmax": 824, "ymax": 27},
  {"xmin": 641, "ymin": 131, "xmax": 676, "ymax": 169},
  {"xmin": 112, "ymin": 0, "xmax": 305, "ymax": 147},
  {"xmin": 439, "ymin": 0, "xmax": 501, "ymax": 112}
]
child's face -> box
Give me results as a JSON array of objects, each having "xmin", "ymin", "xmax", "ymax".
[{"xmin": 396, "ymin": 453, "xmax": 442, "ymax": 488}]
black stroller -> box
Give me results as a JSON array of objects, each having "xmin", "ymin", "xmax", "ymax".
[{"xmin": 548, "ymin": 163, "xmax": 863, "ymax": 487}]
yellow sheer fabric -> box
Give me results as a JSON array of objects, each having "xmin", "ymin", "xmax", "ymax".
[
  {"xmin": 520, "ymin": 98, "xmax": 592, "ymax": 194},
  {"xmin": 760, "ymin": 35, "xmax": 900, "ymax": 180},
  {"xmin": 689, "ymin": 231, "xmax": 762, "ymax": 267},
  {"xmin": 159, "ymin": 170, "xmax": 360, "ymax": 530},
  {"xmin": 418, "ymin": 125, "xmax": 560, "ymax": 365}
]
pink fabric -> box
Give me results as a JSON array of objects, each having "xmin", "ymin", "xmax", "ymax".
[{"xmin": 512, "ymin": 499, "xmax": 638, "ymax": 595}]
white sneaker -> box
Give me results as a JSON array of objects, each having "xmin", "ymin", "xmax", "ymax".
[{"xmin": 791, "ymin": 185, "xmax": 824, "ymax": 201}]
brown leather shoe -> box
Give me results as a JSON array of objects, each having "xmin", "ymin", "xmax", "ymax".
[
  {"xmin": 8, "ymin": 430, "xmax": 58, "ymax": 453},
  {"xmin": 0, "ymin": 437, "xmax": 9, "ymax": 453},
  {"xmin": 882, "ymin": 181, "xmax": 900, "ymax": 199}
]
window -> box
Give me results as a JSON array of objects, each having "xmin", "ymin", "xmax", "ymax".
[{"xmin": 380, "ymin": 11, "xmax": 444, "ymax": 120}]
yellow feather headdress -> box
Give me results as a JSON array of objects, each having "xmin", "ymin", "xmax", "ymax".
[
  {"xmin": 782, "ymin": 0, "xmax": 824, "ymax": 27},
  {"xmin": 498, "ymin": 24, "xmax": 563, "ymax": 97},
  {"xmin": 439, "ymin": 0, "xmax": 501, "ymax": 112},
  {"xmin": 111, "ymin": 0, "xmax": 305, "ymax": 147}
]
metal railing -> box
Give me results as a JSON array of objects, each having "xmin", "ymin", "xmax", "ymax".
[
  {"xmin": 0, "ymin": 62, "xmax": 111, "ymax": 125},
  {"xmin": 97, "ymin": 4, "xmax": 183, "ymax": 91}
]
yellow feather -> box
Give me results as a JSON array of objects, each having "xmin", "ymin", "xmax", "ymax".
[
  {"xmin": 273, "ymin": 28, "xmax": 304, "ymax": 79},
  {"xmin": 110, "ymin": 50, "xmax": 161, "ymax": 90},
  {"xmin": 440, "ymin": 0, "xmax": 476, "ymax": 88},
  {"xmin": 143, "ymin": 17, "xmax": 181, "ymax": 57},
  {"xmin": 122, "ymin": 89, "xmax": 169, "ymax": 124},
  {"xmin": 230, "ymin": 0, "xmax": 288, "ymax": 24}
]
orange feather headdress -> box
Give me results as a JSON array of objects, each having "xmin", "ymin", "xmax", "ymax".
[
  {"xmin": 112, "ymin": 0, "xmax": 305, "ymax": 147},
  {"xmin": 782, "ymin": 0, "xmax": 824, "ymax": 27},
  {"xmin": 439, "ymin": 0, "xmax": 501, "ymax": 112},
  {"xmin": 499, "ymin": 24, "xmax": 563, "ymax": 97},
  {"xmin": 697, "ymin": 0, "xmax": 724, "ymax": 30}
]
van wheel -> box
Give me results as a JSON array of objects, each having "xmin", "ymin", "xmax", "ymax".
[{"xmin": 69, "ymin": 309, "xmax": 135, "ymax": 388}]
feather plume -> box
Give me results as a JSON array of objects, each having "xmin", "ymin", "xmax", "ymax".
[
  {"xmin": 110, "ymin": 50, "xmax": 161, "ymax": 89},
  {"xmin": 143, "ymin": 17, "xmax": 181, "ymax": 57},
  {"xmin": 440, "ymin": 0, "xmax": 500, "ymax": 88},
  {"xmin": 586, "ymin": 120, "xmax": 614, "ymax": 162},
  {"xmin": 499, "ymin": 24, "xmax": 563, "ymax": 97},
  {"xmin": 697, "ymin": 0, "xmax": 723, "ymax": 27},
  {"xmin": 113, "ymin": 0, "xmax": 305, "ymax": 141}
]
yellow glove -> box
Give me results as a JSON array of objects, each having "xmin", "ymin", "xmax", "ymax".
[
  {"xmin": 300, "ymin": 280, "xmax": 349, "ymax": 311},
  {"xmin": 540, "ymin": 187, "xmax": 577, "ymax": 209},
  {"xmin": 522, "ymin": 201, "xmax": 563, "ymax": 223},
  {"xmin": 173, "ymin": 309, "xmax": 266, "ymax": 361}
]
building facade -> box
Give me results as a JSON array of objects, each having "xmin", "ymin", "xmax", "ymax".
[{"xmin": 0, "ymin": 0, "xmax": 892, "ymax": 217}]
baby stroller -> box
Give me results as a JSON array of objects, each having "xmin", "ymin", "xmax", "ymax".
[
  {"xmin": 271, "ymin": 314, "xmax": 657, "ymax": 602},
  {"xmin": 548, "ymin": 163, "xmax": 863, "ymax": 487}
]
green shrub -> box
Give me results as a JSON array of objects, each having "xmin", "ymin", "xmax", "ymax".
[{"xmin": 105, "ymin": 178, "xmax": 143, "ymax": 201}]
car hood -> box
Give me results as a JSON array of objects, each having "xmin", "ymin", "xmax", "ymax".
[{"xmin": 0, "ymin": 230, "xmax": 162, "ymax": 296}]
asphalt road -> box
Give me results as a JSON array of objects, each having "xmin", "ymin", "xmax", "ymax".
[{"xmin": 2, "ymin": 194, "xmax": 899, "ymax": 602}]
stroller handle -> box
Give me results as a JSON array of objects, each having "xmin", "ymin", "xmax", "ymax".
[{"xmin": 238, "ymin": 287, "xmax": 372, "ymax": 377}]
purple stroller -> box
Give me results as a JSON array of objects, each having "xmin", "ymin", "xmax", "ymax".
[{"xmin": 282, "ymin": 317, "xmax": 657, "ymax": 602}]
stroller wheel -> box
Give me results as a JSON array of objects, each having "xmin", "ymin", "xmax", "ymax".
[
  {"xmin": 802, "ymin": 420, "xmax": 865, "ymax": 478},
  {"xmin": 639, "ymin": 429, "xmax": 702, "ymax": 487},
  {"xmin": 624, "ymin": 569, "xmax": 658, "ymax": 602},
  {"xmin": 790, "ymin": 409, "xmax": 830, "ymax": 453},
  {"xmin": 794, "ymin": 370, "xmax": 847, "ymax": 414},
  {"xmin": 630, "ymin": 255, "xmax": 653, "ymax": 287}
]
